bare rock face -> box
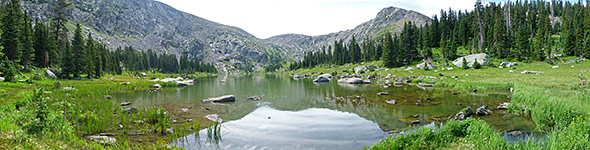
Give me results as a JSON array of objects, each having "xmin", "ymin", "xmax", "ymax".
[{"xmin": 203, "ymin": 95, "xmax": 236, "ymax": 103}]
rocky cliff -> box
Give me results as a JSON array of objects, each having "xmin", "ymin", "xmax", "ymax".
[{"xmin": 21, "ymin": 0, "xmax": 431, "ymax": 69}]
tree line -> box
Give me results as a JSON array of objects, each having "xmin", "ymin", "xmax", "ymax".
[
  {"xmin": 0, "ymin": 0, "xmax": 216, "ymax": 81},
  {"xmin": 289, "ymin": 0, "xmax": 590, "ymax": 70}
]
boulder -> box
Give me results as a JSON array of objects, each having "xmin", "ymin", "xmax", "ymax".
[
  {"xmin": 153, "ymin": 84, "xmax": 162, "ymax": 89},
  {"xmin": 452, "ymin": 53, "xmax": 490, "ymax": 67},
  {"xmin": 354, "ymin": 66, "xmax": 369, "ymax": 74},
  {"xmin": 393, "ymin": 82, "xmax": 404, "ymax": 86},
  {"xmin": 120, "ymin": 102, "xmax": 132, "ymax": 106},
  {"xmin": 104, "ymin": 95, "xmax": 112, "ymax": 99},
  {"xmin": 446, "ymin": 67, "xmax": 454, "ymax": 71},
  {"xmin": 46, "ymin": 70, "xmax": 57, "ymax": 78},
  {"xmin": 0, "ymin": 77, "xmax": 4, "ymax": 81},
  {"xmin": 465, "ymin": 106, "xmax": 473, "ymax": 117},
  {"xmin": 521, "ymin": 70, "xmax": 544, "ymax": 74},
  {"xmin": 313, "ymin": 74, "xmax": 331, "ymax": 82},
  {"xmin": 205, "ymin": 114, "xmax": 223, "ymax": 123},
  {"xmin": 385, "ymin": 100, "xmax": 397, "ymax": 104},
  {"xmin": 495, "ymin": 103, "xmax": 510, "ymax": 110},
  {"xmin": 62, "ymin": 87, "xmax": 75, "ymax": 90},
  {"xmin": 166, "ymin": 128, "xmax": 174, "ymax": 135},
  {"xmin": 377, "ymin": 92, "xmax": 389, "ymax": 95},
  {"xmin": 86, "ymin": 136, "xmax": 117, "ymax": 145},
  {"xmin": 418, "ymin": 83, "xmax": 435, "ymax": 87},
  {"xmin": 337, "ymin": 78, "xmax": 366, "ymax": 84},
  {"xmin": 120, "ymin": 82, "xmax": 130, "ymax": 85},
  {"xmin": 203, "ymin": 95, "xmax": 236, "ymax": 103},
  {"xmin": 125, "ymin": 107, "xmax": 138, "ymax": 114},
  {"xmin": 293, "ymin": 74, "xmax": 302, "ymax": 79},
  {"xmin": 405, "ymin": 67, "xmax": 414, "ymax": 71},
  {"xmin": 246, "ymin": 96, "xmax": 261, "ymax": 101},
  {"xmin": 499, "ymin": 62, "xmax": 518, "ymax": 68},
  {"xmin": 452, "ymin": 112, "xmax": 466, "ymax": 121},
  {"xmin": 552, "ymin": 66, "xmax": 559, "ymax": 69},
  {"xmin": 509, "ymin": 131, "xmax": 524, "ymax": 137},
  {"xmin": 416, "ymin": 62, "xmax": 436, "ymax": 70},
  {"xmin": 407, "ymin": 120, "xmax": 420, "ymax": 125},
  {"xmin": 476, "ymin": 105, "xmax": 493, "ymax": 116}
]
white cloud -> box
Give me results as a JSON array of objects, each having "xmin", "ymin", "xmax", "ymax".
[{"xmin": 157, "ymin": 0, "xmax": 476, "ymax": 39}]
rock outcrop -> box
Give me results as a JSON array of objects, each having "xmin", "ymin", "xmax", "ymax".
[{"xmin": 452, "ymin": 53, "xmax": 490, "ymax": 68}]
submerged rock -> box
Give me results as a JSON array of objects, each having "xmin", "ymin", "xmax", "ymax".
[
  {"xmin": 407, "ymin": 120, "xmax": 420, "ymax": 125},
  {"xmin": 337, "ymin": 78, "xmax": 369, "ymax": 84},
  {"xmin": 495, "ymin": 103, "xmax": 510, "ymax": 110},
  {"xmin": 385, "ymin": 100, "xmax": 397, "ymax": 104},
  {"xmin": 205, "ymin": 114, "xmax": 223, "ymax": 123},
  {"xmin": 246, "ymin": 96, "xmax": 261, "ymax": 101},
  {"xmin": 120, "ymin": 102, "xmax": 132, "ymax": 106},
  {"xmin": 203, "ymin": 95, "xmax": 236, "ymax": 103},
  {"xmin": 125, "ymin": 107, "xmax": 138, "ymax": 114},
  {"xmin": 86, "ymin": 136, "xmax": 117, "ymax": 145},
  {"xmin": 509, "ymin": 131, "xmax": 524, "ymax": 137}
]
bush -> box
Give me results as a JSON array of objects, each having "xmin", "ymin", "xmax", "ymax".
[
  {"xmin": 462, "ymin": 57, "xmax": 469, "ymax": 69},
  {"xmin": 473, "ymin": 60, "xmax": 482, "ymax": 69},
  {"xmin": 1, "ymin": 55, "xmax": 18, "ymax": 82}
]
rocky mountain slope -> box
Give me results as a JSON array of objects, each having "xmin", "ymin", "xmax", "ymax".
[{"xmin": 21, "ymin": 0, "xmax": 430, "ymax": 69}]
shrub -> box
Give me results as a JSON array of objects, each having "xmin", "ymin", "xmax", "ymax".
[
  {"xmin": 473, "ymin": 59, "xmax": 482, "ymax": 69},
  {"xmin": 462, "ymin": 57, "xmax": 469, "ymax": 69}
]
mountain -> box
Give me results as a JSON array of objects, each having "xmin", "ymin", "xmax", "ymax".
[
  {"xmin": 265, "ymin": 6, "xmax": 431, "ymax": 60},
  {"xmin": 21, "ymin": 0, "xmax": 430, "ymax": 70}
]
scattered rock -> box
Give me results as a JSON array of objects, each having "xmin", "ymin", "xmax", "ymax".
[
  {"xmin": 385, "ymin": 100, "xmax": 397, "ymax": 104},
  {"xmin": 521, "ymin": 70, "xmax": 544, "ymax": 74},
  {"xmin": 354, "ymin": 66, "xmax": 369, "ymax": 74},
  {"xmin": 552, "ymin": 66, "xmax": 559, "ymax": 69},
  {"xmin": 153, "ymin": 84, "xmax": 162, "ymax": 89},
  {"xmin": 425, "ymin": 98, "xmax": 432, "ymax": 101},
  {"xmin": 495, "ymin": 103, "xmax": 510, "ymax": 110},
  {"xmin": 411, "ymin": 114, "xmax": 420, "ymax": 118},
  {"xmin": 99, "ymin": 133, "xmax": 116, "ymax": 136},
  {"xmin": 393, "ymin": 82, "xmax": 404, "ymax": 86},
  {"xmin": 446, "ymin": 67, "xmax": 454, "ymax": 71},
  {"xmin": 509, "ymin": 70, "xmax": 514, "ymax": 73},
  {"xmin": 465, "ymin": 106, "xmax": 473, "ymax": 117},
  {"xmin": 200, "ymin": 107, "xmax": 211, "ymax": 110},
  {"xmin": 166, "ymin": 128, "xmax": 174, "ymax": 135},
  {"xmin": 407, "ymin": 120, "xmax": 420, "ymax": 125},
  {"xmin": 418, "ymin": 83, "xmax": 434, "ymax": 87},
  {"xmin": 472, "ymin": 89, "xmax": 478, "ymax": 93},
  {"xmin": 205, "ymin": 114, "xmax": 223, "ymax": 123},
  {"xmin": 46, "ymin": 70, "xmax": 57, "ymax": 78},
  {"xmin": 476, "ymin": 105, "xmax": 493, "ymax": 116},
  {"xmin": 293, "ymin": 74, "xmax": 302, "ymax": 79},
  {"xmin": 453, "ymin": 53, "xmax": 490, "ymax": 67},
  {"xmin": 62, "ymin": 87, "xmax": 75, "ymax": 90},
  {"xmin": 104, "ymin": 95, "xmax": 112, "ymax": 99},
  {"xmin": 0, "ymin": 77, "xmax": 4, "ymax": 81},
  {"xmin": 186, "ymin": 119, "xmax": 193, "ymax": 122},
  {"xmin": 452, "ymin": 112, "xmax": 467, "ymax": 121},
  {"xmin": 246, "ymin": 96, "xmax": 261, "ymax": 101},
  {"xmin": 405, "ymin": 67, "xmax": 414, "ymax": 71},
  {"xmin": 453, "ymin": 92, "xmax": 461, "ymax": 95},
  {"xmin": 125, "ymin": 107, "xmax": 138, "ymax": 114},
  {"xmin": 509, "ymin": 131, "xmax": 524, "ymax": 137},
  {"xmin": 120, "ymin": 102, "xmax": 132, "ymax": 106},
  {"xmin": 86, "ymin": 136, "xmax": 117, "ymax": 145},
  {"xmin": 313, "ymin": 75, "xmax": 331, "ymax": 82},
  {"xmin": 203, "ymin": 95, "xmax": 236, "ymax": 103},
  {"xmin": 377, "ymin": 92, "xmax": 389, "ymax": 95},
  {"xmin": 499, "ymin": 62, "xmax": 519, "ymax": 68},
  {"xmin": 120, "ymin": 82, "xmax": 130, "ymax": 85}
]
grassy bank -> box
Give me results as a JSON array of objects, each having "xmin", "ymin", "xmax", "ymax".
[
  {"xmin": 0, "ymin": 71, "xmax": 216, "ymax": 149},
  {"xmin": 282, "ymin": 59, "xmax": 590, "ymax": 149}
]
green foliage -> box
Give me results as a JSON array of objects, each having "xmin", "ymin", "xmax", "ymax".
[
  {"xmin": 1, "ymin": 55, "xmax": 18, "ymax": 82},
  {"xmin": 473, "ymin": 59, "xmax": 481, "ymax": 69},
  {"xmin": 462, "ymin": 57, "xmax": 468, "ymax": 69}
]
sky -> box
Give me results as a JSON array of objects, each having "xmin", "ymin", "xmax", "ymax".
[{"xmin": 155, "ymin": 0, "xmax": 573, "ymax": 39}]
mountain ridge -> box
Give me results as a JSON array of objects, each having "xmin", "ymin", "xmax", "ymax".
[{"xmin": 21, "ymin": 0, "xmax": 431, "ymax": 70}]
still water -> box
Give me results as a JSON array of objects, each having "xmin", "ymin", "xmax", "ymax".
[{"xmin": 113, "ymin": 75, "xmax": 535, "ymax": 149}]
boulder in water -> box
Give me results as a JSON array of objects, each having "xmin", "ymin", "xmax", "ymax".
[
  {"xmin": 205, "ymin": 114, "xmax": 223, "ymax": 123},
  {"xmin": 203, "ymin": 95, "xmax": 236, "ymax": 103}
]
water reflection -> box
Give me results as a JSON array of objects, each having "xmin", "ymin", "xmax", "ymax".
[{"xmin": 173, "ymin": 106, "xmax": 384, "ymax": 150}]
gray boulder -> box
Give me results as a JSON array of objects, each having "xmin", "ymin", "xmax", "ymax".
[
  {"xmin": 354, "ymin": 66, "xmax": 368, "ymax": 74},
  {"xmin": 495, "ymin": 103, "xmax": 510, "ymax": 110},
  {"xmin": 385, "ymin": 100, "xmax": 397, "ymax": 104},
  {"xmin": 0, "ymin": 77, "xmax": 4, "ymax": 81},
  {"xmin": 509, "ymin": 131, "xmax": 524, "ymax": 137},
  {"xmin": 153, "ymin": 84, "xmax": 162, "ymax": 89},
  {"xmin": 46, "ymin": 70, "xmax": 57, "ymax": 78},
  {"xmin": 452, "ymin": 112, "xmax": 466, "ymax": 121},
  {"xmin": 203, "ymin": 95, "xmax": 236, "ymax": 103},
  {"xmin": 499, "ymin": 62, "xmax": 518, "ymax": 68},
  {"xmin": 86, "ymin": 136, "xmax": 117, "ymax": 145},
  {"xmin": 416, "ymin": 62, "xmax": 436, "ymax": 70},
  {"xmin": 313, "ymin": 74, "xmax": 333, "ymax": 82},
  {"xmin": 337, "ymin": 78, "xmax": 369, "ymax": 84},
  {"xmin": 476, "ymin": 105, "xmax": 493, "ymax": 116},
  {"xmin": 452, "ymin": 53, "xmax": 490, "ymax": 68}
]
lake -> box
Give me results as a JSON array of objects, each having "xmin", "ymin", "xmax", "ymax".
[{"xmin": 113, "ymin": 74, "xmax": 536, "ymax": 149}]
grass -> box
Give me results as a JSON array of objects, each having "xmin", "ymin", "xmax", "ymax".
[
  {"xmin": 0, "ymin": 70, "xmax": 215, "ymax": 149},
  {"xmin": 284, "ymin": 58, "xmax": 590, "ymax": 149}
]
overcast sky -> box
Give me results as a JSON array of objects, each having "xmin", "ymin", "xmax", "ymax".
[{"xmin": 155, "ymin": 0, "xmax": 568, "ymax": 39}]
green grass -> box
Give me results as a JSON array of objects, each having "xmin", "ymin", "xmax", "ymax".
[
  {"xmin": 0, "ymin": 71, "xmax": 215, "ymax": 149},
  {"xmin": 286, "ymin": 58, "xmax": 590, "ymax": 149}
]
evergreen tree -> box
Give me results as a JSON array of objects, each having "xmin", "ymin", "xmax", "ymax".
[
  {"xmin": 71, "ymin": 23, "xmax": 85, "ymax": 78},
  {"xmin": 1, "ymin": 0, "xmax": 23, "ymax": 61},
  {"xmin": 382, "ymin": 32, "xmax": 394, "ymax": 68},
  {"xmin": 53, "ymin": 0, "xmax": 71, "ymax": 65},
  {"xmin": 20, "ymin": 12, "xmax": 35, "ymax": 69},
  {"xmin": 85, "ymin": 33, "xmax": 96, "ymax": 78},
  {"xmin": 33, "ymin": 20, "xmax": 50, "ymax": 68}
]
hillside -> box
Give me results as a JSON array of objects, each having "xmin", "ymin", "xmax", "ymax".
[{"xmin": 21, "ymin": 0, "xmax": 431, "ymax": 69}]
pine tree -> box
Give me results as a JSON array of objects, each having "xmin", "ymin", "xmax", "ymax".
[
  {"xmin": 1, "ymin": 0, "xmax": 23, "ymax": 61},
  {"xmin": 33, "ymin": 20, "xmax": 50, "ymax": 68},
  {"xmin": 20, "ymin": 12, "xmax": 35, "ymax": 70},
  {"xmin": 85, "ymin": 33, "xmax": 96, "ymax": 78},
  {"xmin": 382, "ymin": 32, "xmax": 394, "ymax": 68},
  {"xmin": 53, "ymin": 0, "xmax": 71, "ymax": 65},
  {"xmin": 71, "ymin": 23, "xmax": 85, "ymax": 78}
]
